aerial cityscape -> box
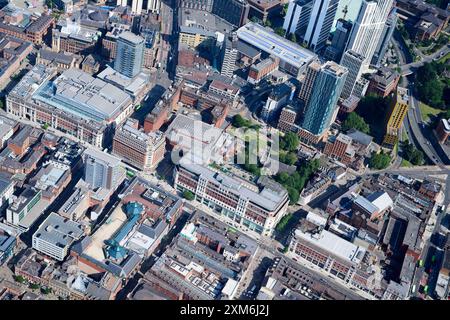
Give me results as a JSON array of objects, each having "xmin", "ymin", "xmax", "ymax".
[{"xmin": 0, "ymin": 0, "xmax": 448, "ymax": 303}]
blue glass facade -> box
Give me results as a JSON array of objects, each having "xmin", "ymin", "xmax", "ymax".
[{"xmin": 302, "ymin": 62, "xmax": 347, "ymax": 135}]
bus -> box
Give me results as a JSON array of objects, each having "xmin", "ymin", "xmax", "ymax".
[{"xmin": 126, "ymin": 169, "xmax": 136, "ymax": 178}]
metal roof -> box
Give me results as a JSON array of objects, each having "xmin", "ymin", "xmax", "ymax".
[{"xmin": 237, "ymin": 22, "xmax": 316, "ymax": 69}]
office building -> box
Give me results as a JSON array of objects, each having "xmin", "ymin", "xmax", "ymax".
[
  {"xmin": 352, "ymin": 77, "xmax": 369, "ymax": 98},
  {"xmin": 6, "ymin": 66, "xmax": 133, "ymax": 148},
  {"xmin": 52, "ymin": 20, "xmax": 100, "ymax": 54},
  {"xmin": 174, "ymin": 154, "xmax": 290, "ymax": 236},
  {"xmin": 261, "ymin": 82, "xmax": 296, "ymax": 122},
  {"xmin": 324, "ymin": 18, "xmax": 353, "ymax": 62},
  {"xmin": 114, "ymin": 31, "xmax": 145, "ymax": 78},
  {"xmin": 29, "ymin": 164, "xmax": 71, "ymax": 201},
  {"xmin": 32, "ymin": 213, "xmax": 84, "ymax": 261},
  {"xmin": 247, "ymin": 56, "xmax": 280, "ymax": 84},
  {"xmin": 145, "ymin": 210, "xmax": 257, "ymax": 300},
  {"xmin": 396, "ymin": 0, "xmax": 449, "ymax": 41},
  {"xmin": 0, "ymin": 228, "xmax": 15, "ymax": 266},
  {"xmin": 212, "ymin": 0, "xmax": 249, "ymax": 27},
  {"xmin": 284, "ymin": 0, "xmax": 314, "ymax": 39},
  {"xmin": 0, "ymin": 35, "xmax": 33, "ymax": 87},
  {"xmin": 382, "ymin": 87, "xmax": 409, "ymax": 149},
  {"xmin": 301, "ymin": 61, "xmax": 348, "ymax": 135},
  {"xmin": 287, "ymin": 222, "xmax": 379, "ymax": 294},
  {"xmin": 178, "ymin": 9, "xmax": 228, "ymax": 50},
  {"xmin": 145, "ymin": 0, "xmax": 161, "ymax": 12},
  {"xmin": 247, "ymin": 0, "xmax": 285, "ymax": 23},
  {"xmin": 0, "ymin": 173, "xmax": 15, "ymax": 208},
  {"xmin": 220, "ymin": 38, "xmax": 238, "ymax": 78},
  {"xmin": 117, "ymin": 0, "xmax": 142, "ymax": 14},
  {"xmin": 371, "ymin": 8, "xmax": 397, "ymax": 66},
  {"xmin": 117, "ymin": 0, "xmax": 160, "ymax": 14},
  {"xmin": 83, "ymin": 148, "xmax": 124, "ymax": 190},
  {"xmin": 0, "ymin": 7, "xmax": 54, "ymax": 45},
  {"xmin": 298, "ymin": 60, "xmax": 321, "ymax": 105},
  {"xmin": 144, "ymin": 102, "xmax": 169, "ymax": 133},
  {"xmin": 277, "ymin": 104, "xmax": 298, "ymax": 132},
  {"xmin": 302, "ymin": 0, "xmax": 340, "ymax": 52},
  {"xmin": 237, "ymin": 22, "xmax": 316, "ymax": 78},
  {"xmin": 283, "ymin": 0, "xmax": 340, "ymax": 52},
  {"xmin": 436, "ymin": 118, "xmax": 450, "ymax": 145},
  {"xmin": 323, "ymin": 133, "xmax": 355, "ymax": 165},
  {"xmin": 112, "ymin": 119, "xmax": 166, "ymax": 171},
  {"xmin": 367, "ymin": 67, "xmax": 400, "ymax": 97},
  {"xmin": 101, "ymin": 24, "xmax": 131, "ymax": 61},
  {"xmin": 0, "ymin": 117, "xmax": 16, "ymax": 150},
  {"xmin": 340, "ymin": 50, "xmax": 365, "ymax": 99},
  {"xmin": 6, "ymin": 187, "xmax": 46, "ymax": 230},
  {"xmin": 344, "ymin": 0, "xmax": 394, "ymax": 71}
]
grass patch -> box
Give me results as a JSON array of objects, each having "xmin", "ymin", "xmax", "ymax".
[
  {"xmin": 275, "ymin": 213, "xmax": 295, "ymax": 233},
  {"xmin": 402, "ymin": 129, "xmax": 409, "ymax": 142},
  {"xmin": 438, "ymin": 52, "xmax": 450, "ymax": 64},
  {"xmin": 419, "ymin": 102, "xmax": 443, "ymax": 123},
  {"xmin": 401, "ymin": 158, "xmax": 413, "ymax": 167}
]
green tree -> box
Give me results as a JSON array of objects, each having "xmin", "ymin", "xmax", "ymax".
[
  {"xmin": 402, "ymin": 142, "xmax": 424, "ymax": 165},
  {"xmin": 279, "ymin": 152, "xmax": 297, "ymax": 165},
  {"xmin": 264, "ymin": 20, "xmax": 272, "ymax": 28},
  {"xmin": 232, "ymin": 114, "xmax": 248, "ymax": 128},
  {"xmin": 275, "ymin": 159, "xmax": 319, "ymax": 204},
  {"xmin": 274, "ymin": 27, "xmax": 286, "ymax": 37},
  {"xmin": 369, "ymin": 152, "xmax": 391, "ymax": 170},
  {"xmin": 14, "ymin": 275, "xmax": 25, "ymax": 284},
  {"xmin": 182, "ymin": 190, "xmax": 195, "ymax": 201},
  {"xmin": 29, "ymin": 283, "xmax": 40, "ymax": 290},
  {"xmin": 418, "ymin": 79, "xmax": 444, "ymax": 108},
  {"xmin": 415, "ymin": 61, "xmax": 448, "ymax": 109},
  {"xmin": 288, "ymin": 33, "xmax": 297, "ymax": 43},
  {"xmin": 280, "ymin": 132, "xmax": 299, "ymax": 152},
  {"xmin": 341, "ymin": 112, "xmax": 370, "ymax": 134},
  {"xmin": 232, "ymin": 114, "xmax": 260, "ymax": 129},
  {"xmin": 275, "ymin": 213, "xmax": 294, "ymax": 232},
  {"xmin": 286, "ymin": 187, "xmax": 299, "ymax": 205},
  {"xmin": 41, "ymin": 287, "xmax": 52, "ymax": 295}
]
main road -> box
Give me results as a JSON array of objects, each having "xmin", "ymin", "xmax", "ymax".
[{"xmin": 400, "ymin": 45, "xmax": 450, "ymax": 76}]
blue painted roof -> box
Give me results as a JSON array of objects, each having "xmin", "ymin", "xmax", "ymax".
[{"xmin": 125, "ymin": 202, "xmax": 144, "ymax": 219}]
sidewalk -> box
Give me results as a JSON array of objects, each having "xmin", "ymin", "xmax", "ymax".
[{"xmin": 285, "ymin": 252, "xmax": 377, "ymax": 300}]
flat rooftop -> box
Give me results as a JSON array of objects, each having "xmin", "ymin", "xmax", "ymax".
[
  {"xmin": 33, "ymin": 68, "xmax": 132, "ymax": 123},
  {"xmin": 84, "ymin": 147, "xmax": 122, "ymax": 167},
  {"xmin": 9, "ymin": 64, "xmax": 55, "ymax": 100},
  {"xmin": 179, "ymin": 154, "xmax": 288, "ymax": 212},
  {"xmin": 237, "ymin": 22, "xmax": 316, "ymax": 70},
  {"xmin": 118, "ymin": 31, "xmax": 144, "ymax": 45},
  {"xmin": 34, "ymin": 212, "xmax": 84, "ymax": 248},
  {"xmin": 397, "ymin": 87, "xmax": 409, "ymax": 105},
  {"xmin": 295, "ymin": 228, "xmax": 366, "ymax": 265}
]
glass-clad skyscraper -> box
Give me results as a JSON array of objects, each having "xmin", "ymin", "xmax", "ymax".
[
  {"xmin": 301, "ymin": 61, "xmax": 348, "ymax": 135},
  {"xmin": 114, "ymin": 31, "xmax": 145, "ymax": 78}
]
